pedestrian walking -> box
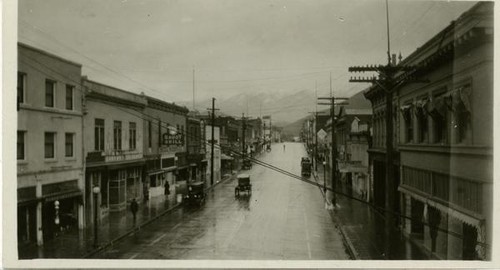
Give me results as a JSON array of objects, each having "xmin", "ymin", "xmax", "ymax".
[
  {"xmin": 130, "ymin": 198, "xmax": 139, "ymax": 224},
  {"xmin": 164, "ymin": 180, "xmax": 170, "ymax": 196},
  {"xmin": 283, "ymin": 144, "xmax": 286, "ymax": 151}
]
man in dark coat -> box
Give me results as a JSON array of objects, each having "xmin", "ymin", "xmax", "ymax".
[
  {"xmin": 164, "ymin": 180, "xmax": 170, "ymax": 196},
  {"xmin": 130, "ymin": 198, "xmax": 139, "ymax": 224}
]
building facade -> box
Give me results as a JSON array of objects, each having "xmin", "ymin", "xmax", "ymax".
[
  {"xmin": 335, "ymin": 91, "xmax": 372, "ymax": 201},
  {"xmin": 365, "ymin": 2, "xmax": 493, "ymax": 260},
  {"xmin": 17, "ymin": 43, "xmax": 84, "ymax": 245},
  {"xmin": 83, "ymin": 79, "xmax": 146, "ymax": 224},
  {"xmin": 143, "ymin": 97, "xmax": 188, "ymax": 200}
]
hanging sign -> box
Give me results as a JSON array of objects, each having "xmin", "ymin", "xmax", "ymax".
[{"xmin": 162, "ymin": 133, "xmax": 184, "ymax": 146}]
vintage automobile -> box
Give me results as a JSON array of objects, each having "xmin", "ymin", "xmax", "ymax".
[
  {"xmin": 266, "ymin": 144, "xmax": 272, "ymax": 152},
  {"xmin": 242, "ymin": 158, "xmax": 252, "ymax": 170},
  {"xmin": 301, "ymin": 157, "xmax": 312, "ymax": 177},
  {"xmin": 184, "ymin": 181, "xmax": 206, "ymax": 206},
  {"xmin": 235, "ymin": 174, "xmax": 252, "ymax": 197}
]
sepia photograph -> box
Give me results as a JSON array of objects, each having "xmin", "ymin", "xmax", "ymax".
[{"xmin": 2, "ymin": 0, "xmax": 498, "ymax": 268}]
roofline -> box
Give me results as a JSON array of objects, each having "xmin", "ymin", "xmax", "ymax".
[
  {"xmin": 18, "ymin": 42, "xmax": 83, "ymax": 68},
  {"xmin": 83, "ymin": 78, "xmax": 146, "ymax": 100}
]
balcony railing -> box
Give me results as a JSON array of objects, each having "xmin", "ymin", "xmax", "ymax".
[{"xmin": 402, "ymin": 166, "xmax": 483, "ymax": 214}]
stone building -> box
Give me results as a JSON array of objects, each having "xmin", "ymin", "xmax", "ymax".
[{"xmin": 17, "ymin": 43, "xmax": 84, "ymax": 245}]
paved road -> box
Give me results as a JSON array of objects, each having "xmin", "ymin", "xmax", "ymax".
[{"xmin": 93, "ymin": 142, "xmax": 349, "ymax": 259}]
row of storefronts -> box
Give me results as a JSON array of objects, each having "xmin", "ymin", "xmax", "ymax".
[
  {"xmin": 303, "ymin": 2, "xmax": 493, "ymax": 260},
  {"xmin": 16, "ymin": 43, "xmax": 209, "ymax": 246},
  {"xmin": 17, "ymin": 42, "xmax": 268, "ymax": 247}
]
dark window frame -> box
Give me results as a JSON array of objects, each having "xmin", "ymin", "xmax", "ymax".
[
  {"xmin": 65, "ymin": 133, "xmax": 74, "ymax": 157},
  {"xmin": 95, "ymin": 119, "xmax": 105, "ymax": 151},
  {"xmin": 44, "ymin": 132, "xmax": 56, "ymax": 159},
  {"xmin": 17, "ymin": 130, "xmax": 26, "ymax": 160},
  {"xmin": 45, "ymin": 79, "xmax": 56, "ymax": 108},
  {"xmin": 113, "ymin": 121, "xmax": 122, "ymax": 150},
  {"xmin": 65, "ymin": 85, "xmax": 74, "ymax": 110},
  {"xmin": 129, "ymin": 122, "xmax": 137, "ymax": 150}
]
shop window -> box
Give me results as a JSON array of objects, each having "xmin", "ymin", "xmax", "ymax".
[{"xmin": 94, "ymin": 119, "xmax": 105, "ymax": 151}]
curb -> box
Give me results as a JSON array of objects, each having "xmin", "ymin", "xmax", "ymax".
[
  {"xmin": 83, "ymin": 202, "xmax": 182, "ymax": 258},
  {"xmin": 312, "ymin": 171, "xmax": 359, "ymax": 260}
]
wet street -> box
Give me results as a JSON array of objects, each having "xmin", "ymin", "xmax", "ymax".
[{"xmin": 93, "ymin": 142, "xmax": 349, "ymax": 260}]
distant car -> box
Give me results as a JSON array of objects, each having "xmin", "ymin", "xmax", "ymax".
[
  {"xmin": 184, "ymin": 181, "xmax": 206, "ymax": 206},
  {"xmin": 242, "ymin": 158, "xmax": 252, "ymax": 170},
  {"xmin": 235, "ymin": 174, "xmax": 252, "ymax": 197}
]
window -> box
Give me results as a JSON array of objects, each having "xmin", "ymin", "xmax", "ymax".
[
  {"xmin": 45, "ymin": 80, "xmax": 55, "ymax": 108},
  {"xmin": 401, "ymin": 104, "xmax": 413, "ymax": 143},
  {"xmin": 17, "ymin": 131, "xmax": 25, "ymax": 160},
  {"xmin": 129, "ymin": 122, "xmax": 136, "ymax": 150},
  {"xmin": 65, "ymin": 133, "xmax": 74, "ymax": 157},
  {"xmin": 44, "ymin": 132, "xmax": 56, "ymax": 159},
  {"xmin": 17, "ymin": 73, "xmax": 26, "ymax": 105},
  {"xmin": 452, "ymin": 84, "xmax": 472, "ymax": 144},
  {"xmin": 416, "ymin": 99, "xmax": 428, "ymax": 143},
  {"xmin": 148, "ymin": 120, "xmax": 152, "ymax": 148},
  {"xmin": 158, "ymin": 120, "xmax": 162, "ymax": 148},
  {"xmin": 113, "ymin": 121, "xmax": 122, "ymax": 150},
  {"xmin": 95, "ymin": 119, "xmax": 105, "ymax": 151},
  {"xmin": 430, "ymin": 92, "xmax": 450, "ymax": 144},
  {"xmin": 65, "ymin": 85, "xmax": 74, "ymax": 110}
]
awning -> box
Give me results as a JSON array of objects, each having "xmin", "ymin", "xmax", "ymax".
[
  {"xmin": 147, "ymin": 169, "xmax": 164, "ymax": 176},
  {"xmin": 398, "ymin": 185, "xmax": 483, "ymax": 229},
  {"xmin": 43, "ymin": 190, "xmax": 83, "ymax": 203},
  {"xmin": 221, "ymin": 154, "xmax": 234, "ymax": 160}
]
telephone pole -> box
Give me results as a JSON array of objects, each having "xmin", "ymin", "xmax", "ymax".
[
  {"xmin": 242, "ymin": 113, "xmax": 247, "ymax": 159},
  {"xmin": 318, "ymin": 95, "xmax": 348, "ymax": 206},
  {"xmin": 207, "ymin": 98, "xmax": 219, "ymax": 186},
  {"xmin": 348, "ymin": 5, "xmax": 428, "ymax": 252}
]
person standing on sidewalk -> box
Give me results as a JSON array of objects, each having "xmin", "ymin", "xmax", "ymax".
[
  {"xmin": 164, "ymin": 180, "xmax": 170, "ymax": 196},
  {"xmin": 130, "ymin": 198, "xmax": 139, "ymax": 225}
]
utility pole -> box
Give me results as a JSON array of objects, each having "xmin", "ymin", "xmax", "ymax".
[
  {"xmin": 207, "ymin": 98, "xmax": 219, "ymax": 186},
  {"xmin": 348, "ymin": 0, "xmax": 428, "ymax": 254},
  {"xmin": 242, "ymin": 113, "xmax": 246, "ymax": 159},
  {"xmin": 318, "ymin": 95, "xmax": 348, "ymax": 207},
  {"xmin": 192, "ymin": 67, "xmax": 196, "ymax": 110}
]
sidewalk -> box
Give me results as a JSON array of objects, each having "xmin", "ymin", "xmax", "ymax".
[
  {"xmin": 18, "ymin": 192, "xmax": 179, "ymax": 259},
  {"xmin": 313, "ymin": 166, "xmax": 432, "ymax": 260},
  {"xmin": 19, "ymin": 172, "xmax": 239, "ymax": 259}
]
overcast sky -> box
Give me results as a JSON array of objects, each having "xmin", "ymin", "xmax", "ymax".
[{"xmin": 18, "ymin": 0, "xmax": 476, "ymax": 112}]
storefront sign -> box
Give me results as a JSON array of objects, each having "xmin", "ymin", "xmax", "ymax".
[{"xmin": 162, "ymin": 133, "xmax": 184, "ymax": 146}]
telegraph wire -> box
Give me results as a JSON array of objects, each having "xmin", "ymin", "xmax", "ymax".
[{"xmin": 18, "ymin": 54, "xmax": 489, "ymax": 248}]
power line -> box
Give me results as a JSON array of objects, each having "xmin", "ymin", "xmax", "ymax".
[{"xmin": 18, "ymin": 55, "xmax": 489, "ymax": 248}]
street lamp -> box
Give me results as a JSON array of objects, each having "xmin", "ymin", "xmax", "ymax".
[
  {"xmin": 322, "ymin": 161, "xmax": 327, "ymax": 194},
  {"xmin": 92, "ymin": 185, "xmax": 100, "ymax": 248}
]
